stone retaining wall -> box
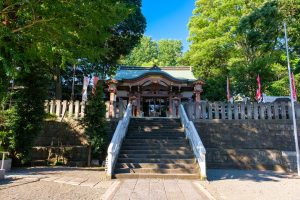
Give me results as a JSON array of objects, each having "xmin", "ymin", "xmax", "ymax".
[{"xmin": 194, "ymin": 120, "xmax": 299, "ymax": 172}]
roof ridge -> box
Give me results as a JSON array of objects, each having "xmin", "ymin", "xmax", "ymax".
[{"xmin": 119, "ymin": 66, "xmax": 192, "ymax": 71}]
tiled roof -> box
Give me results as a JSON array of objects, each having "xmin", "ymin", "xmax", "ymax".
[{"xmin": 114, "ymin": 66, "xmax": 197, "ymax": 81}]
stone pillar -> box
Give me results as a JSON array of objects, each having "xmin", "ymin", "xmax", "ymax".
[
  {"xmin": 137, "ymin": 94, "xmax": 141, "ymax": 117},
  {"xmin": 169, "ymin": 94, "xmax": 173, "ymax": 117}
]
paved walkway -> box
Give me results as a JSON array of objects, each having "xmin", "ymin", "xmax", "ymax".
[{"xmin": 110, "ymin": 179, "xmax": 210, "ymax": 200}]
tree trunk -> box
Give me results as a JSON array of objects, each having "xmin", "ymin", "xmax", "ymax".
[{"xmin": 54, "ymin": 66, "xmax": 62, "ymax": 100}]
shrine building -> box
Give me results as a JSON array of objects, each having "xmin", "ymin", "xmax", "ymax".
[{"xmin": 106, "ymin": 66, "xmax": 204, "ymax": 118}]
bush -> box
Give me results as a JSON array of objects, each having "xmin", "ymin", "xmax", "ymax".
[
  {"xmin": 8, "ymin": 67, "xmax": 48, "ymax": 164},
  {"xmin": 84, "ymin": 82, "xmax": 107, "ymax": 160}
]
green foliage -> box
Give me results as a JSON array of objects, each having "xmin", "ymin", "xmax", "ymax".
[
  {"xmin": 8, "ymin": 67, "xmax": 48, "ymax": 164},
  {"xmin": 100, "ymin": 0, "xmax": 146, "ymax": 75},
  {"xmin": 188, "ymin": 0, "xmax": 300, "ymax": 100},
  {"xmin": 120, "ymin": 36, "xmax": 184, "ymax": 67},
  {"xmin": 84, "ymin": 83, "xmax": 107, "ymax": 159}
]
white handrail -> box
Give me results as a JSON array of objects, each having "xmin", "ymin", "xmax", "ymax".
[
  {"xmin": 106, "ymin": 103, "xmax": 132, "ymax": 177},
  {"xmin": 179, "ymin": 104, "xmax": 207, "ymax": 179}
]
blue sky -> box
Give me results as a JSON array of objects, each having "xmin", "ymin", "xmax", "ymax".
[{"xmin": 141, "ymin": 0, "xmax": 195, "ymax": 52}]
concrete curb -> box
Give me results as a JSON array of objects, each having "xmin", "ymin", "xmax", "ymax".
[
  {"xmin": 101, "ymin": 180, "xmax": 121, "ymax": 200},
  {"xmin": 192, "ymin": 181, "xmax": 217, "ymax": 200}
]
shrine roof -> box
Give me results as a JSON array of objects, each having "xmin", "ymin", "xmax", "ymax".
[{"xmin": 114, "ymin": 66, "xmax": 197, "ymax": 82}]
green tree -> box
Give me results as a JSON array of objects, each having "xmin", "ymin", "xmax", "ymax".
[
  {"xmin": 99, "ymin": 0, "xmax": 146, "ymax": 77},
  {"xmin": 84, "ymin": 82, "xmax": 107, "ymax": 160},
  {"xmin": 187, "ymin": 0, "xmax": 300, "ymax": 100},
  {"xmin": 158, "ymin": 40, "xmax": 183, "ymax": 66},
  {"xmin": 0, "ymin": 1, "xmax": 131, "ymax": 163},
  {"xmin": 8, "ymin": 67, "xmax": 48, "ymax": 164},
  {"xmin": 120, "ymin": 36, "xmax": 184, "ymax": 67},
  {"xmin": 121, "ymin": 36, "xmax": 158, "ymax": 66}
]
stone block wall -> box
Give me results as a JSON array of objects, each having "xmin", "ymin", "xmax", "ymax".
[{"xmin": 194, "ymin": 120, "xmax": 299, "ymax": 172}]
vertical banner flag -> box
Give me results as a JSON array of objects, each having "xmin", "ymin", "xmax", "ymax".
[
  {"xmin": 255, "ymin": 75, "xmax": 262, "ymax": 102},
  {"xmin": 92, "ymin": 76, "xmax": 99, "ymax": 95},
  {"xmin": 227, "ymin": 77, "xmax": 230, "ymax": 102},
  {"xmin": 292, "ymin": 73, "xmax": 297, "ymax": 101},
  {"xmin": 82, "ymin": 76, "xmax": 89, "ymax": 101}
]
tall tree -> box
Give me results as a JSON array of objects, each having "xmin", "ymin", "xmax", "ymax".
[
  {"xmin": 158, "ymin": 40, "xmax": 183, "ymax": 66},
  {"xmin": 120, "ymin": 36, "xmax": 184, "ymax": 67},
  {"xmin": 0, "ymin": 0, "xmax": 130, "ymax": 163},
  {"xmin": 120, "ymin": 36, "xmax": 158, "ymax": 66},
  {"xmin": 98, "ymin": 0, "xmax": 146, "ymax": 77}
]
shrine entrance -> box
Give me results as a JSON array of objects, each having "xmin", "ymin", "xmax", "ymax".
[{"xmin": 142, "ymin": 98, "xmax": 168, "ymax": 117}]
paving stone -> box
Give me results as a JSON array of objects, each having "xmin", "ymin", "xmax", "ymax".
[
  {"xmin": 113, "ymin": 179, "xmax": 137, "ymax": 200},
  {"xmin": 130, "ymin": 178, "xmax": 150, "ymax": 200},
  {"xmin": 177, "ymin": 180, "xmax": 207, "ymax": 200},
  {"xmin": 163, "ymin": 179, "xmax": 185, "ymax": 200},
  {"xmin": 149, "ymin": 179, "xmax": 167, "ymax": 200},
  {"xmin": 54, "ymin": 177, "xmax": 74, "ymax": 183},
  {"xmin": 80, "ymin": 179, "xmax": 100, "ymax": 187},
  {"xmin": 93, "ymin": 180, "xmax": 113, "ymax": 189},
  {"xmin": 67, "ymin": 178, "xmax": 87, "ymax": 186},
  {"xmin": 40, "ymin": 176, "xmax": 60, "ymax": 182}
]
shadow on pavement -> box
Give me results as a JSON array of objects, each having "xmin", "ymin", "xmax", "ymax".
[{"xmin": 207, "ymin": 169, "xmax": 293, "ymax": 182}]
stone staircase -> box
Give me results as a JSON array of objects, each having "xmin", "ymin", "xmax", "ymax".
[{"xmin": 114, "ymin": 118, "xmax": 200, "ymax": 179}]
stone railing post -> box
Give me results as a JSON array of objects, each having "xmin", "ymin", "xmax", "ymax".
[
  {"xmin": 274, "ymin": 102, "xmax": 279, "ymax": 119},
  {"xmin": 281, "ymin": 102, "xmax": 287, "ymax": 119},
  {"xmin": 214, "ymin": 102, "xmax": 219, "ymax": 119},
  {"xmin": 61, "ymin": 100, "xmax": 67, "ymax": 117},
  {"xmin": 228, "ymin": 103, "xmax": 232, "ymax": 120},
  {"xmin": 55, "ymin": 100, "xmax": 62, "ymax": 117},
  {"xmin": 234, "ymin": 103, "xmax": 239, "ymax": 120},
  {"xmin": 247, "ymin": 102, "xmax": 252, "ymax": 119},
  {"xmin": 208, "ymin": 102, "xmax": 213, "ymax": 120},
  {"xmin": 44, "ymin": 100, "xmax": 49, "ymax": 113},
  {"xmin": 50, "ymin": 100, "xmax": 55, "ymax": 114},
  {"xmin": 253, "ymin": 102, "xmax": 258, "ymax": 120},
  {"xmin": 259, "ymin": 103, "xmax": 265, "ymax": 120},
  {"xmin": 68, "ymin": 101, "xmax": 74, "ymax": 118},
  {"xmin": 241, "ymin": 103, "xmax": 245, "ymax": 120},
  {"xmin": 80, "ymin": 101, "xmax": 86, "ymax": 118},
  {"xmin": 74, "ymin": 100, "xmax": 80, "ymax": 119},
  {"xmin": 220, "ymin": 103, "xmax": 225, "ymax": 119},
  {"xmin": 288, "ymin": 102, "xmax": 293, "ymax": 120},
  {"xmin": 267, "ymin": 103, "xmax": 272, "ymax": 120}
]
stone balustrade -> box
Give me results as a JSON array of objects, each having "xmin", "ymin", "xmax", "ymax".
[
  {"xmin": 184, "ymin": 101, "xmax": 300, "ymax": 120},
  {"xmin": 44, "ymin": 100, "xmax": 120, "ymax": 119}
]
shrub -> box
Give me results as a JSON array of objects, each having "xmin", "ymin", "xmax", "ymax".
[{"xmin": 84, "ymin": 82, "xmax": 107, "ymax": 160}]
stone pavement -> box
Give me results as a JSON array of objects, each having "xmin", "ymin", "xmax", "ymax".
[{"xmin": 109, "ymin": 179, "xmax": 212, "ymax": 200}]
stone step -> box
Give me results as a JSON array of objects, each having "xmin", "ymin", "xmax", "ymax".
[
  {"xmin": 115, "ymin": 163, "xmax": 197, "ymax": 169},
  {"xmin": 114, "ymin": 173, "xmax": 199, "ymax": 179},
  {"xmin": 127, "ymin": 131, "xmax": 184, "ymax": 135},
  {"xmin": 118, "ymin": 154, "xmax": 194, "ymax": 159},
  {"xmin": 126, "ymin": 133, "xmax": 185, "ymax": 137},
  {"xmin": 125, "ymin": 136, "xmax": 186, "ymax": 140},
  {"xmin": 120, "ymin": 146, "xmax": 192, "ymax": 151},
  {"xmin": 122, "ymin": 139, "xmax": 187, "ymax": 143},
  {"xmin": 114, "ymin": 167, "xmax": 198, "ymax": 174},
  {"xmin": 117, "ymin": 158, "xmax": 196, "ymax": 164},
  {"xmin": 119, "ymin": 149, "xmax": 193, "ymax": 155}
]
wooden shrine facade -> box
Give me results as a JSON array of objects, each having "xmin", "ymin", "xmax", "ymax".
[{"xmin": 106, "ymin": 66, "xmax": 204, "ymax": 118}]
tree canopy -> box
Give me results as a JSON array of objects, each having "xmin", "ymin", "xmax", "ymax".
[
  {"xmin": 120, "ymin": 36, "xmax": 184, "ymax": 67},
  {"xmin": 187, "ymin": 0, "xmax": 300, "ymax": 101}
]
